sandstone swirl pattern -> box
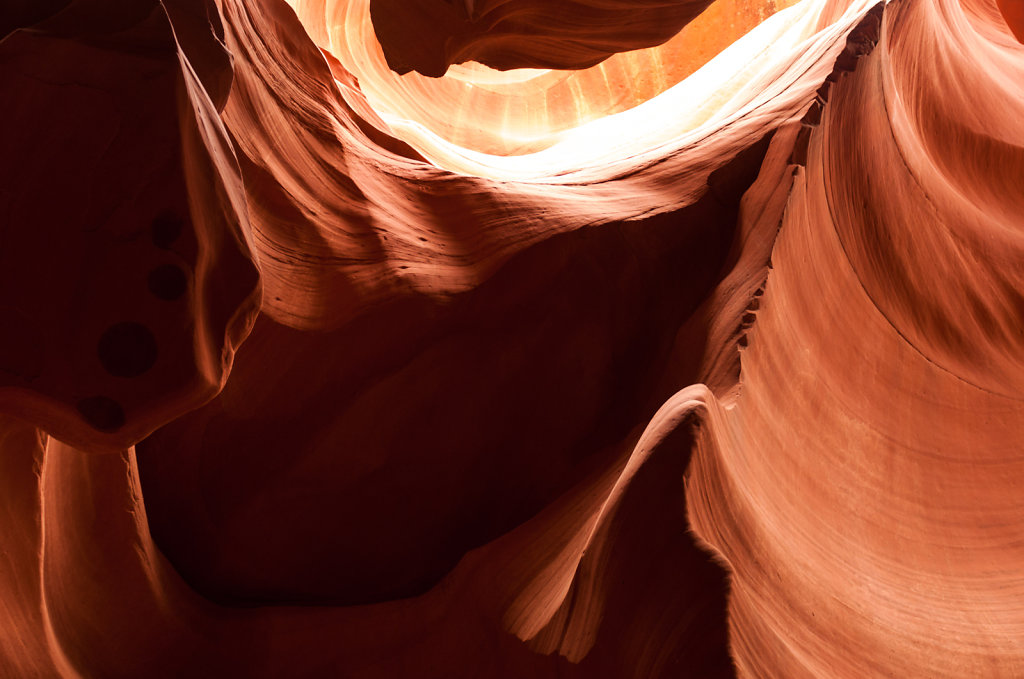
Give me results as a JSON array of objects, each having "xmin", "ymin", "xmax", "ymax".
[{"xmin": 0, "ymin": 0, "xmax": 1021, "ymax": 676}]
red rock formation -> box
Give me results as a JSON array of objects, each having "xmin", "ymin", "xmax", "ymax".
[
  {"xmin": 368, "ymin": 0, "xmax": 719, "ymax": 76},
  {"xmin": 997, "ymin": 0, "xmax": 1024, "ymax": 39},
  {"xmin": 0, "ymin": 0, "xmax": 259, "ymax": 453},
  {"xmin": 1, "ymin": 0, "xmax": 1022, "ymax": 675},
  {"xmin": 688, "ymin": 0, "xmax": 1024, "ymax": 674}
]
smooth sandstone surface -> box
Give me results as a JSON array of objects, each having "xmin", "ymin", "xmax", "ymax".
[{"xmin": 0, "ymin": 0, "xmax": 1022, "ymax": 676}]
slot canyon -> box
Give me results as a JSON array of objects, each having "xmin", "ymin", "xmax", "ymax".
[{"xmin": 1, "ymin": 0, "xmax": 1023, "ymax": 674}]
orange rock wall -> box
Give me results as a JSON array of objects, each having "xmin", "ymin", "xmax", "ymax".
[{"xmin": 0, "ymin": 0, "xmax": 1022, "ymax": 676}]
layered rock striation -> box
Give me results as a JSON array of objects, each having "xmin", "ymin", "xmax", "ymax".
[{"xmin": 0, "ymin": 0, "xmax": 1022, "ymax": 675}]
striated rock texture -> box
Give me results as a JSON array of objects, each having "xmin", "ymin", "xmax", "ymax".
[
  {"xmin": 0, "ymin": 0, "xmax": 1022, "ymax": 676},
  {"xmin": 287, "ymin": 0, "xmax": 802, "ymax": 155}
]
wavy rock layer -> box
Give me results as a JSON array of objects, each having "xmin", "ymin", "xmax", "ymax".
[
  {"xmin": 289, "ymin": 0, "xmax": 801, "ymax": 155},
  {"xmin": 688, "ymin": 0, "xmax": 1024, "ymax": 675},
  {"xmin": 0, "ymin": 0, "xmax": 1022, "ymax": 676}
]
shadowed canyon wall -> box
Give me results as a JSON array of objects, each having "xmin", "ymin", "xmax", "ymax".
[{"xmin": 1, "ymin": 0, "xmax": 1023, "ymax": 676}]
